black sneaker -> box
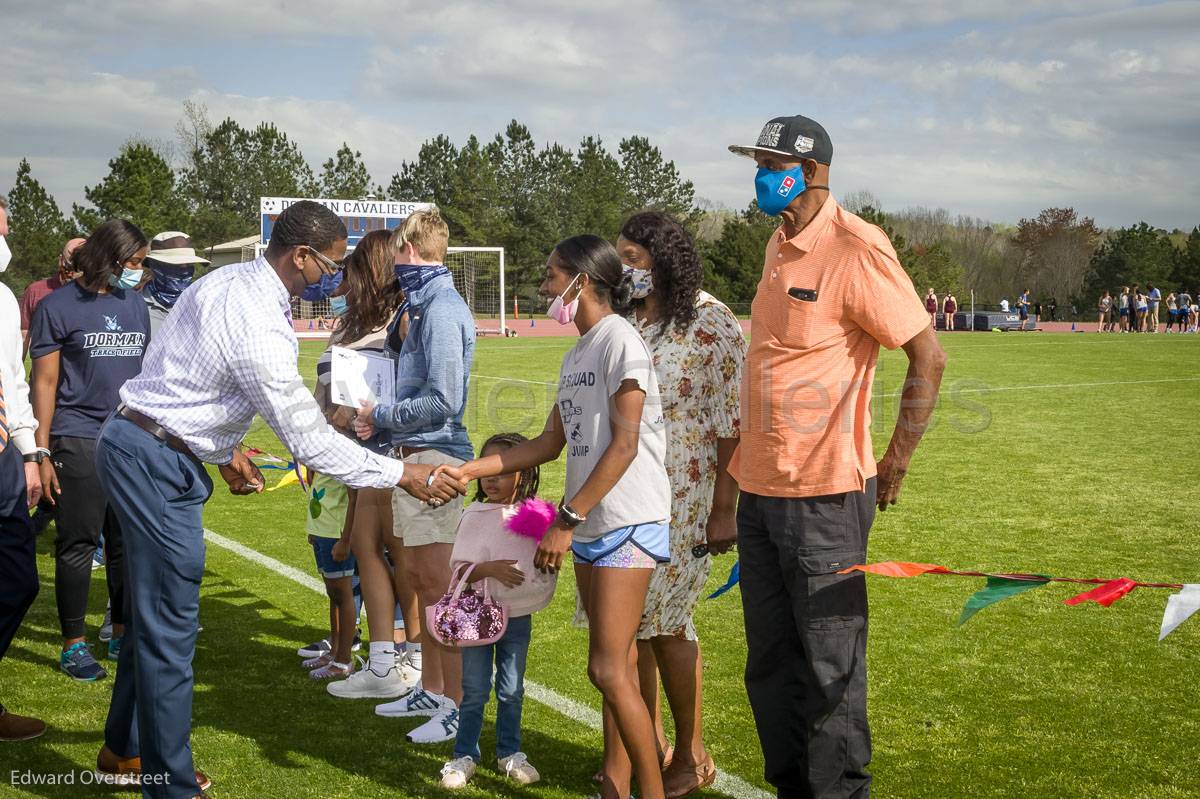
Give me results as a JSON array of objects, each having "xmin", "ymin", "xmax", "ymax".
[{"xmin": 297, "ymin": 639, "xmax": 331, "ymax": 659}]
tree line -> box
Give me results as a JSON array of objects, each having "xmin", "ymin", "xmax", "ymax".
[{"xmin": 4, "ymin": 103, "xmax": 1199, "ymax": 310}]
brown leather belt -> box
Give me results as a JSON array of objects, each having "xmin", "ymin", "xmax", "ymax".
[
  {"xmin": 117, "ymin": 405, "xmax": 196, "ymax": 460},
  {"xmin": 399, "ymin": 446, "xmax": 429, "ymax": 458}
]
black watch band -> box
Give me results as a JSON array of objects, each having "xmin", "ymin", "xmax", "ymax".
[{"xmin": 23, "ymin": 451, "xmax": 45, "ymax": 464}]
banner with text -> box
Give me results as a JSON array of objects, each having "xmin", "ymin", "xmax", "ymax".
[{"xmin": 260, "ymin": 197, "xmax": 433, "ymax": 248}]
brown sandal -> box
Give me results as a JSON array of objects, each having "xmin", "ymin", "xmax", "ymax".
[
  {"xmin": 662, "ymin": 754, "xmax": 716, "ymax": 799},
  {"xmin": 593, "ymin": 743, "xmax": 673, "ymax": 785}
]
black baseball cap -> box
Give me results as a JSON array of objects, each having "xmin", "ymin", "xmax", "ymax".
[{"xmin": 729, "ymin": 115, "xmax": 833, "ymax": 165}]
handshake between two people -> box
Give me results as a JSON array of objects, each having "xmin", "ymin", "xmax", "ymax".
[
  {"xmin": 215, "ymin": 446, "xmax": 467, "ymax": 505},
  {"xmin": 213, "ymin": 400, "xmax": 470, "ymax": 505},
  {"xmin": 348, "ymin": 399, "xmax": 468, "ymax": 506}
]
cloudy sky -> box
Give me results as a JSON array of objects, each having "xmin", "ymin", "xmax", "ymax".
[{"xmin": 2, "ymin": 0, "xmax": 1198, "ymax": 229}]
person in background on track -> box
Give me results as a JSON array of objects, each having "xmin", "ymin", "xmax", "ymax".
[
  {"xmin": 1097, "ymin": 291, "xmax": 1112, "ymax": 333},
  {"xmin": 1118, "ymin": 286, "xmax": 1130, "ymax": 332},
  {"xmin": 1146, "ymin": 284, "xmax": 1161, "ymax": 333},
  {"xmin": 1018, "ymin": 288, "xmax": 1031, "ymax": 330},
  {"xmin": 924, "ymin": 288, "xmax": 937, "ymax": 329},
  {"xmin": 1134, "ymin": 286, "xmax": 1148, "ymax": 333},
  {"xmin": 942, "ymin": 292, "xmax": 957, "ymax": 331}
]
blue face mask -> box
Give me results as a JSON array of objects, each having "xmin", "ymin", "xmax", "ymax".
[
  {"xmin": 109, "ymin": 266, "xmax": 144, "ymax": 291},
  {"xmin": 147, "ymin": 263, "xmax": 195, "ymax": 308},
  {"xmin": 754, "ymin": 166, "xmax": 808, "ymax": 216},
  {"xmin": 329, "ymin": 295, "xmax": 348, "ymax": 317},
  {"xmin": 301, "ymin": 270, "xmax": 344, "ymax": 301}
]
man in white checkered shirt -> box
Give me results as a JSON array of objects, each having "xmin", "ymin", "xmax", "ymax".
[{"xmin": 89, "ymin": 201, "xmax": 466, "ymax": 798}]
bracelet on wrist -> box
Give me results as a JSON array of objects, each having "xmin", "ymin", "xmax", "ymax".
[{"xmin": 557, "ymin": 501, "xmax": 586, "ymax": 528}]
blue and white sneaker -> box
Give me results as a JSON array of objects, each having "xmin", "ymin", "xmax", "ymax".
[
  {"xmin": 375, "ymin": 685, "xmax": 444, "ymax": 718},
  {"xmin": 60, "ymin": 643, "xmax": 107, "ymax": 682},
  {"xmin": 91, "ymin": 545, "xmax": 105, "ymax": 571},
  {"xmin": 107, "ymin": 637, "xmax": 123, "ymax": 660},
  {"xmin": 408, "ymin": 706, "xmax": 459, "ymax": 744}
]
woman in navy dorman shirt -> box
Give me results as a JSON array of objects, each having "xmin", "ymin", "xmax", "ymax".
[{"xmin": 29, "ymin": 220, "xmax": 150, "ymax": 683}]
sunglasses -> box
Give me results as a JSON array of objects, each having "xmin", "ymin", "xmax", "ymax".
[{"xmin": 303, "ymin": 246, "xmax": 345, "ymax": 275}]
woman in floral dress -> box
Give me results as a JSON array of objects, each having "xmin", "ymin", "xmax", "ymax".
[{"xmin": 616, "ymin": 211, "xmax": 746, "ymax": 798}]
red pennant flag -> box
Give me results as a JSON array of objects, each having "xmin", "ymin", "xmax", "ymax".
[
  {"xmin": 839, "ymin": 562, "xmax": 949, "ymax": 578},
  {"xmin": 1064, "ymin": 578, "xmax": 1137, "ymax": 608}
]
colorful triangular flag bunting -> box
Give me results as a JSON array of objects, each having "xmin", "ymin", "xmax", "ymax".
[
  {"xmin": 707, "ymin": 561, "xmax": 740, "ymax": 599},
  {"xmin": 838, "ymin": 561, "xmax": 948, "ymax": 578},
  {"xmin": 1064, "ymin": 578, "xmax": 1137, "ymax": 608},
  {"xmin": 958, "ymin": 576, "xmax": 1049, "ymax": 626},
  {"xmin": 1159, "ymin": 584, "xmax": 1200, "ymax": 641}
]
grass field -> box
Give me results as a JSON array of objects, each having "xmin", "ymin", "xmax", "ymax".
[{"xmin": 3, "ymin": 332, "xmax": 1199, "ymax": 798}]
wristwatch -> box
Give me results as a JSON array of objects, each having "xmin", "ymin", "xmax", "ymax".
[
  {"xmin": 557, "ymin": 501, "xmax": 587, "ymax": 529},
  {"xmin": 23, "ymin": 451, "xmax": 45, "ymax": 464}
]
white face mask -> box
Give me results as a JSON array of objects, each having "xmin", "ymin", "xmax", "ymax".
[{"xmin": 0, "ymin": 236, "xmax": 11, "ymax": 273}]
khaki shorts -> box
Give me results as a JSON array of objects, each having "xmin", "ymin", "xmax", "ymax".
[{"xmin": 391, "ymin": 449, "xmax": 466, "ymax": 547}]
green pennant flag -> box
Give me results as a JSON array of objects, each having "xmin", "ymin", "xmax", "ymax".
[{"xmin": 958, "ymin": 576, "xmax": 1050, "ymax": 626}]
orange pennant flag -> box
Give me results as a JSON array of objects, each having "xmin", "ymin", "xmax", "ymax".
[{"xmin": 838, "ymin": 561, "xmax": 949, "ymax": 578}]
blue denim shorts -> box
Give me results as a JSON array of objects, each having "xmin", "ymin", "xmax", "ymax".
[
  {"xmin": 310, "ymin": 535, "xmax": 356, "ymax": 579},
  {"xmin": 572, "ymin": 523, "xmax": 670, "ymax": 568}
]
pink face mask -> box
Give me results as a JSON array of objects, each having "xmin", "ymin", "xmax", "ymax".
[{"xmin": 547, "ymin": 273, "xmax": 582, "ymax": 325}]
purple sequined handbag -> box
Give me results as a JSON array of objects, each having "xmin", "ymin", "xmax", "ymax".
[{"xmin": 426, "ymin": 563, "xmax": 508, "ymax": 648}]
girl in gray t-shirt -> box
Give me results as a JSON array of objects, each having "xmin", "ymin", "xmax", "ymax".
[{"xmin": 445, "ymin": 234, "xmax": 671, "ymax": 799}]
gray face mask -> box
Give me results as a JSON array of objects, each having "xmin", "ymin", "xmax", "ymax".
[{"xmin": 623, "ymin": 264, "xmax": 653, "ymax": 299}]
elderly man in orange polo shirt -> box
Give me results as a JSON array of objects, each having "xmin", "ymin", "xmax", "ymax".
[{"xmin": 727, "ymin": 116, "xmax": 946, "ymax": 799}]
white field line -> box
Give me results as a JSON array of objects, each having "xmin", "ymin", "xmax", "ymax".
[
  {"xmin": 881, "ymin": 375, "xmax": 1200, "ymax": 399},
  {"xmin": 470, "ymin": 374, "xmax": 1200, "ymax": 397},
  {"xmin": 202, "ymin": 528, "xmax": 771, "ymax": 799},
  {"xmin": 471, "ymin": 373, "xmax": 557, "ymax": 387}
]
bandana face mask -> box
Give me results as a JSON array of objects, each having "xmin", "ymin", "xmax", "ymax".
[{"xmin": 623, "ymin": 264, "xmax": 653, "ymax": 299}]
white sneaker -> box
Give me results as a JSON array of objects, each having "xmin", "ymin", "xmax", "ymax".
[
  {"xmin": 440, "ymin": 756, "xmax": 476, "ymax": 789},
  {"xmin": 375, "ymin": 685, "xmax": 444, "ymax": 717},
  {"xmin": 326, "ymin": 665, "xmax": 408, "ymax": 699},
  {"xmin": 408, "ymin": 706, "xmax": 459, "ymax": 744},
  {"xmin": 396, "ymin": 653, "xmax": 421, "ymax": 691},
  {"xmin": 497, "ymin": 752, "xmax": 540, "ymax": 785}
]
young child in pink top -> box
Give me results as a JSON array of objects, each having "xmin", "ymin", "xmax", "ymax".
[{"xmin": 439, "ymin": 433, "xmax": 558, "ymax": 790}]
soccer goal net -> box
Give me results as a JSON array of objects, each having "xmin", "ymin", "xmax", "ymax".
[
  {"xmin": 286, "ymin": 245, "xmax": 507, "ymax": 335},
  {"xmin": 445, "ymin": 247, "xmax": 506, "ymax": 335}
]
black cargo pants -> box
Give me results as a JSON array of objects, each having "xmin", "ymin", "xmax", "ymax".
[{"xmin": 737, "ymin": 478, "xmax": 876, "ymax": 799}]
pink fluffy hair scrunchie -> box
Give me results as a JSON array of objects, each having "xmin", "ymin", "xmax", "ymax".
[{"xmin": 505, "ymin": 498, "xmax": 556, "ymax": 541}]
